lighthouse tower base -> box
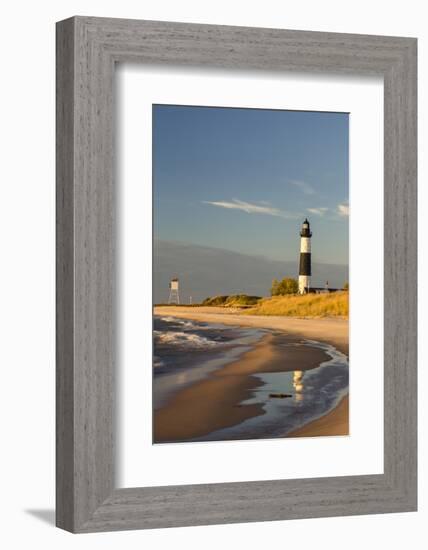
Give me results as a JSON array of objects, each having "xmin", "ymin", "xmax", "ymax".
[{"xmin": 298, "ymin": 275, "xmax": 310, "ymax": 294}]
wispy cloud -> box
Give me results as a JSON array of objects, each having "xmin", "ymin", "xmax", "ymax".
[
  {"xmin": 337, "ymin": 203, "xmax": 349, "ymax": 217},
  {"xmin": 289, "ymin": 179, "xmax": 315, "ymax": 195},
  {"xmin": 203, "ymin": 199, "xmax": 298, "ymax": 219},
  {"xmin": 307, "ymin": 207, "xmax": 328, "ymax": 217}
]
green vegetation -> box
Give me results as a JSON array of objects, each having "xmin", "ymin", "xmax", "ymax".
[
  {"xmin": 202, "ymin": 294, "xmax": 262, "ymax": 307},
  {"xmin": 271, "ymin": 277, "xmax": 298, "ymax": 296},
  {"xmin": 226, "ymin": 294, "xmax": 262, "ymax": 306},
  {"xmin": 343, "ymin": 281, "xmax": 349, "ymax": 291},
  {"xmin": 245, "ymin": 291, "xmax": 349, "ymax": 318},
  {"xmin": 158, "ymin": 289, "xmax": 348, "ymax": 317},
  {"xmin": 201, "ymin": 295, "xmax": 229, "ymax": 306}
]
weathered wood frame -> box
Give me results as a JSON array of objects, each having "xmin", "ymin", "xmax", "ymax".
[{"xmin": 56, "ymin": 16, "xmax": 417, "ymax": 533}]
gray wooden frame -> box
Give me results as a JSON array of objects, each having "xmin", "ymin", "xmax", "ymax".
[{"xmin": 56, "ymin": 16, "xmax": 417, "ymax": 533}]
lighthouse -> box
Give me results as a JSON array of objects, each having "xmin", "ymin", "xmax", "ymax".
[{"xmin": 298, "ymin": 219, "xmax": 312, "ymax": 294}]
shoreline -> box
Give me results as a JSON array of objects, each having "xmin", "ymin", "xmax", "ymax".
[
  {"xmin": 154, "ymin": 332, "xmax": 332, "ymax": 442},
  {"xmin": 154, "ymin": 307, "xmax": 349, "ymax": 441},
  {"xmin": 154, "ymin": 306, "xmax": 348, "ymax": 355},
  {"xmin": 287, "ymin": 395, "xmax": 349, "ymax": 437}
]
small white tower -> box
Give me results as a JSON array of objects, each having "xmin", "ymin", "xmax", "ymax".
[
  {"xmin": 168, "ymin": 277, "xmax": 180, "ymax": 304},
  {"xmin": 298, "ymin": 219, "xmax": 312, "ymax": 294}
]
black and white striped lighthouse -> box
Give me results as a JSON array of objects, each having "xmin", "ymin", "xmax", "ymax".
[{"xmin": 298, "ymin": 219, "xmax": 312, "ymax": 294}]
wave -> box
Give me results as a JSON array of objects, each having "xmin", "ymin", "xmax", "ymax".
[
  {"xmin": 153, "ymin": 355, "xmax": 165, "ymax": 368},
  {"xmin": 154, "ymin": 330, "xmax": 221, "ymax": 349},
  {"xmin": 160, "ymin": 316, "xmax": 195, "ymax": 328}
]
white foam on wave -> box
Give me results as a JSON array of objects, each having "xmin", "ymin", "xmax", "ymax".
[
  {"xmin": 153, "ymin": 355, "xmax": 165, "ymax": 368},
  {"xmin": 154, "ymin": 330, "xmax": 221, "ymax": 349},
  {"xmin": 160, "ymin": 316, "xmax": 195, "ymax": 329}
]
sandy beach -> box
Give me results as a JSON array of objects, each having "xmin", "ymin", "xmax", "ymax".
[
  {"xmin": 154, "ymin": 307, "xmax": 349, "ymax": 441},
  {"xmin": 288, "ymin": 395, "xmax": 349, "ymax": 437}
]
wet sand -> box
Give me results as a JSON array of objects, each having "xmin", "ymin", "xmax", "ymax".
[
  {"xmin": 154, "ymin": 307, "xmax": 349, "ymax": 441},
  {"xmin": 154, "ymin": 332, "xmax": 330, "ymax": 443},
  {"xmin": 287, "ymin": 395, "xmax": 349, "ymax": 437}
]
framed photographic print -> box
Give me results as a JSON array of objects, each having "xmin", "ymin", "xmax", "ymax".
[
  {"xmin": 150, "ymin": 104, "xmax": 351, "ymax": 446},
  {"xmin": 56, "ymin": 17, "xmax": 417, "ymax": 532}
]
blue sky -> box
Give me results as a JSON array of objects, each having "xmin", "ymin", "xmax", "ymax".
[{"xmin": 153, "ymin": 105, "xmax": 349, "ymax": 266}]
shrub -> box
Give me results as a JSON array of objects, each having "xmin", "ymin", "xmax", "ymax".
[
  {"xmin": 271, "ymin": 277, "xmax": 298, "ymax": 296},
  {"xmin": 201, "ymin": 295, "xmax": 229, "ymax": 306}
]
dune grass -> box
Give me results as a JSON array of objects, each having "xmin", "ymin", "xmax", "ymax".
[
  {"xmin": 244, "ymin": 291, "xmax": 349, "ymax": 318},
  {"xmin": 202, "ymin": 294, "xmax": 262, "ymax": 307}
]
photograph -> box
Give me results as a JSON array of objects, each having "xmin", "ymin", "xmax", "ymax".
[{"xmin": 152, "ymin": 104, "xmax": 349, "ymax": 444}]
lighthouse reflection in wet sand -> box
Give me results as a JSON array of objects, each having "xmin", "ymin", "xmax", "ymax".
[{"xmin": 298, "ymin": 218, "xmax": 312, "ymax": 294}]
